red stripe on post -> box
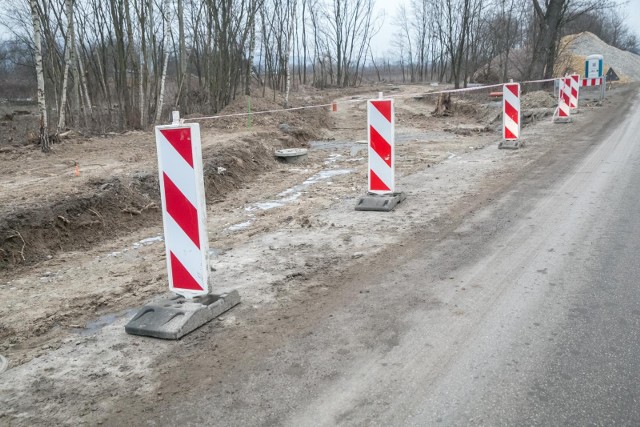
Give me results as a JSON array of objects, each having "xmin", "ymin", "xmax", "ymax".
[
  {"xmin": 170, "ymin": 252, "xmax": 204, "ymax": 291},
  {"xmin": 370, "ymin": 169, "xmax": 391, "ymax": 192},
  {"xmin": 163, "ymin": 172, "xmax": 201, "ymax": 249},
  {"xmin": 371, "ymin": 100, "xmax": 392, "ymax": 122},
  {"xmin": 160, "ymin": 128, "xmax": 194, "ymax": 167},
  {"xmin": 506, "ymin": 84, "xmax": 518, "ymax": 97},
  {"xmin": 370, "ymin": 126, "xmax": 392, "ymax": 166},
  {"xmin": 505, "ymin": 101, "xmax": 519, "ymax": 124},
  {"xmin": 504, "ymin": 127, "xmax": 517, "ymax": 139}
]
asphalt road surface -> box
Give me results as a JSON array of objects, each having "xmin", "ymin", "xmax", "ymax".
[{"xmin": 111, "ymin": 87, "xmax": 640, "ymax": 426}]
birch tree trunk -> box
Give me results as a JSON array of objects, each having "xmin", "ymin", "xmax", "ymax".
[
  {"xmin": 176, "ymin": 0, "xmax": 186, "ymax": 111},
  {"xmin": 57, "ymin": 0, "xmax": 74, "ymax": 132},
  {"xmin": 245, "ymin": 0, "xmax": 256, "ymax": 96},
  {"xmin": 284, "ymin": 0, "xmax": 296, "ymax": 108},
  {"xmin": 155, "ymin": 0, "xmax": 172, "ymax": 123},
  {"xmin": 30, "ymin": 0, "xmax": 50, "ymax": 151},
  {"xmin": 139, "ymin": 48, "xmax": 145, "ymax": 127},
  {"xmin": 76, "ymin": 38, "xmax": 92, "ymax": 118}
]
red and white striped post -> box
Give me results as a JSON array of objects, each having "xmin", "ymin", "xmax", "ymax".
[
  {"xmin": 355, "ymin": 98, "xmax": 404, "ymax": 211},
  {"xmin": 125, "ymin": 116, "xmax": 240, "ymax": 338},
  {"xmin": 569, "ymin": 74, "xmax": 580, "ymax": 110},
  {"xmin": 155, "ymin": 122, "xmax": 209, "ymax": 298},
  {"xmin": 367, "ymin": 99, "xmax": 395, "ymax": 194},
  {"xmin": 554, "ymin": 77, "xmax": 572, "ymax": 123},
  {"xmin": 502, "ymin": 82, "xmax": 520, "ymax": 141}
]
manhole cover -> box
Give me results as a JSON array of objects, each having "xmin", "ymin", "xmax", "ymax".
[
  {"xmin": 0, "ymin": 355, "xmax": 8, "ymax": 374},
  {"xmin": 275, "ymin": 148, "xmax": 308, "ymax": 163}
]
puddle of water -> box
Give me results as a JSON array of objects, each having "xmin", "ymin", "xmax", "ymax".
[
  {"xmin": 350, "ymin": 145, "xmax": 366, "ymax": 156},
  {"xmin": 73, "ymin": 309, "xmax": 137, "ymax": 336},
  {"xmin": 209, "ymin": 247, "xmax": 226, "ymax": 257},
  {"xmin": 227, "ymin": 220, "xmax": 254, "ymax": 231},
  {"xmin": 134, "ymin": 235, "xmax": 163, "ymax": 247},
  {"xmin": 309, "ymin": 140, "xmax": 357, "ymax": 151},
  {"xmin": 302, "ymin": 169, "xmax": 351, "ymax": 184},
  {"xmin": 324, "ymin": 153, "xmax": 343, "ymax": 164},
  {"xmin": 247, "ymin": 194, "xmax": 300, "ymax": 212},
  {"xmin": 0, "ymin": 354, "xmax": 7, "ymax": 374},
  {"xmin": 288, "ymin": 168, "xmax": 310, "ymax": 173},
  {"xmin": 245, "ymin": 168, "xmax": 352, "ymax": 212}
]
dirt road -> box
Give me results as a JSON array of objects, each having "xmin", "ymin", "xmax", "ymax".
[{"xmin": 0, "ymin": 83, "xmax": 632, "ymax": 425}]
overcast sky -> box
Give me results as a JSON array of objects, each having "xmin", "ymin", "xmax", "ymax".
[
  {"xmin": 371, "ymin": 0, "xmax": 640, "ymax": 56},
  {"xmin": 626, "ymin": 0, "xmax": 640, "ymax": 37}
]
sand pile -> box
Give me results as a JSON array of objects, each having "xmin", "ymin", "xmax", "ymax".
[{"xmin": 558, "ymin": 32, "xmax": 640, "ymax": 82}]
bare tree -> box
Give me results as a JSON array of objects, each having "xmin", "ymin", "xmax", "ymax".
[
  {"xmin": 29, "ymin": 0, "xmax": 50, "ymax": 151},
  {"xmin": 155, "ymin": 0, "xmax": 172, "ymax": 123},
  {"xmin": 57, "ymin": 0, "xmax": 74, "ymax": 132},
  {"xmin": 528, "ymin": 0, "xmax": 611, "ymax": 79}
]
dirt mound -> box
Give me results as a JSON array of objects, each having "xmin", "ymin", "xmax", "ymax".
[
  {"xmin": 522, "ymin": 90, "xmax": 558, "ymax": 109},
  {"xmin": 187, "ymin": 87, "xmax": 331, "ymax": 141},
  {"xmin": 0, "ymin": 139, "xmax": 275, "ymax": 270},
  {"xmin": 559, "ymin": 32, "xmax": 640, "ymax": 81}
]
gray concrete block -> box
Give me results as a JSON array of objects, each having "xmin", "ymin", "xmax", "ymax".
[
  {"xmin": 355, "ymin": 192, "xmax": 406, "ymax": 212},
  {"xmin": 498, "ymin": 140, "xmax": 523, "ymax": 149},
  {"xmin": 124, "ymin": 290, "xmax": 240, "ymax": 340}
]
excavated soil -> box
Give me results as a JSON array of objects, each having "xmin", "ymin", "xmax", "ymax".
[{"xmin": 0, "ymin": 139, "xmax": 276, "ymax": 270}]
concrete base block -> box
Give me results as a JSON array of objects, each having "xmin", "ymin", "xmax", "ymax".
[
  {"xmin": 125, "ymin": 290, "xmax": 240, "ymax": 340},
  {"xmin": 553, "ymin": 117, "xmax": 573, "ymax": 124},
  {"xmin": 498, "ymin": 140, "xmax": 522, "ymax": 150},
  {"xmin": 355, "ymin": 192, "xmax": 406, "ymax": 212}
]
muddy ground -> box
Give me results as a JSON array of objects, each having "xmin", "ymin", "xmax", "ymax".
[{"xmin": 0, "ymin": 82, "xmax": 617, "ymax": 424}]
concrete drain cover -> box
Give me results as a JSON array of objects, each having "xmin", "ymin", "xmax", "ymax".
[
  {"xmin": 275, "ymin": 148, "xmax": 308, "ymax": 163},
  {"xmin": 0, "ymin": 355, "xmax": 7, "ymax": 374}
]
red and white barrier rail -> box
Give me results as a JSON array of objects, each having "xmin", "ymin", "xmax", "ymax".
[
  {"xmin": 582, "ymin": 77, "xmax": 603, "ymax": 87},
  {"xmin": 182, "ymin": 78, "xmax": 559, "ymax": 123},
  {"xmin": 155, "ymin": 123, "xmax": 209, "ymax": 298},
  {"xmin": 503, "ymin": 83, "xmax": 520, "ymax": 140},
  {"xmin": 368, "ymin": 99, "xmax": 395, "ymax": 194}
]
